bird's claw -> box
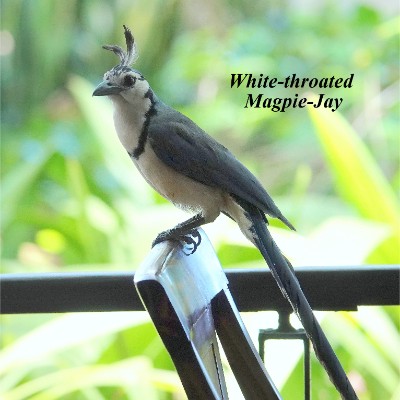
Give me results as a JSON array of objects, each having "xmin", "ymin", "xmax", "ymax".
[
  {"xmin": 181, "ymin": 229, "xmax": 202, "ymax": 255},
  {"xmin": 152, "ymin": 229, "xmax": 201, "ymax": 255}
]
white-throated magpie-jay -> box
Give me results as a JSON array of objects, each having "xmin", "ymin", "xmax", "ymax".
[{"xmin": 93, "ymin": 25, "xmax": 358, "ymax": 400}]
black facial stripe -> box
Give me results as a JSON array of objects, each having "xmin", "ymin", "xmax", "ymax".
[{"xmin": 129, "ymin": 88, "xmax": 157, "ymax": 159}]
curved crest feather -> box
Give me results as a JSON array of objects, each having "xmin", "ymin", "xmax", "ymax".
[{"xmin": 102, "ymin": 25, "xmax": 138, "ymax": 66}]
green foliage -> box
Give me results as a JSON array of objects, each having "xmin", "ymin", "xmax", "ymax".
[
  {"xmin": 0, "ymin": 313, "xmax": 182, "ymax": 400},
  {"xmin": 1, "ymin": 1, "xmax": 398, "ymax": 399},
  {"xmin": 308, "ymin": 100, "xmax": 400, "ymax": 263}
]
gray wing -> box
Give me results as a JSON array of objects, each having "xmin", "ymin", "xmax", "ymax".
[{"xmin": 148, "ymin": 110, "xmax": 294, "ymax": 230}]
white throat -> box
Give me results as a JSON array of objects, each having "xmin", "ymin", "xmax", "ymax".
[{"xmin": 110, "ymin": 83, "xmax": 152, "ymax": 152}]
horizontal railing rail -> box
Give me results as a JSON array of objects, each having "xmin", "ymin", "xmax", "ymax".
[{"xmin": 1, "ymin": 265, "xmax": 399, "ymax": 314}]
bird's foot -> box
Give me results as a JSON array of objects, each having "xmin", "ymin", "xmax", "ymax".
[{"xmin": 152, "ymin": 229, "xmax": 201, "ymax": 255}]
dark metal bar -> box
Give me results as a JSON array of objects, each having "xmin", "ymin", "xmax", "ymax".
[
  {"xmin": 227, "ymin": 265, "xmax": 399, "ymax": 312},
  {"xmin": 0, "ymin": 271, "xmax": 141, "ymax": 314},
  {"xmin": 1, "ymin": 266, "xmax": 399, "ymax": 314},
  {"xmin": 259, "ymin": 311, "xmax": 311, "ymax": 400}
]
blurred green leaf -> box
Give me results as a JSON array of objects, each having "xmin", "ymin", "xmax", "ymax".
[
  {"xmin": 66, "ymin": 158, "xmax": 99, "ymax": 261},
  {"xmin": 3, "ymin": 358, "xmax": 165, "ymax": 400},
  {"xmin": 1, "ymin": 146, "xmax": 53, "ymax": 230},
  {"xmin": 324, "ymin": 310, "xmax": 399, "ymax": 397},
  {"xmin": 217, "ymin": 243, "xmax": 262, "ymax": 266},
  {"xmin": 308, "ymin": 102, "xmax": 399, "ymax": 224},
  {"xmin": 308, "ymin": 101, "xmax": 400, "ymax": 262},
  {"xmin": 0, "ymin": 313, "xmax": 150, "ymax": 375}
]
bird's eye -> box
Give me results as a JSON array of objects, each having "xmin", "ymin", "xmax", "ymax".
[{"xmin": 123, "ymin": 75, "xmax": 136, "ymax": 87}]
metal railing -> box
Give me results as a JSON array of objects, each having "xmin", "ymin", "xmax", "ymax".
[
  {"xmin": 1, "ymin": 265, "xmax": 399, "ymax": 399},
  {"xmin": 1, "ymin": 265, "xmax": 398, "ymax": 314}
]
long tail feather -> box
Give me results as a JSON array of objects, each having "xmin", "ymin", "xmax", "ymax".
[{"xmin": 247, "ymin": 207, "xmax": 358, "ymax": 400}]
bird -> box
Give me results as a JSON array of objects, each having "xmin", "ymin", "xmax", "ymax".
[{"xmin": 93, "ymin": 25, "xmax": 358, "ymax": 400}]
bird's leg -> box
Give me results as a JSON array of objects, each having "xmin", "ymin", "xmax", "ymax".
[{"xmin": 152, "ymin": 213, "xmax": 205, "ymax": 254}]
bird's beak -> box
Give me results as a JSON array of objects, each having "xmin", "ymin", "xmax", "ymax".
[{"xmin": 92, "ymin": 81, "xmax": 123, "ymax": 96}]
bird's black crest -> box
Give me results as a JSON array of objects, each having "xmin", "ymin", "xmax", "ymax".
[{"xmin": 102, "ymin": 25, "xmax": 138, "ymax": 66}]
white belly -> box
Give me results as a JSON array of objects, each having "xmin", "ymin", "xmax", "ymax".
[{"xmin": 133, "ymin": 142, "xmax": 223, "ymax": 220}]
